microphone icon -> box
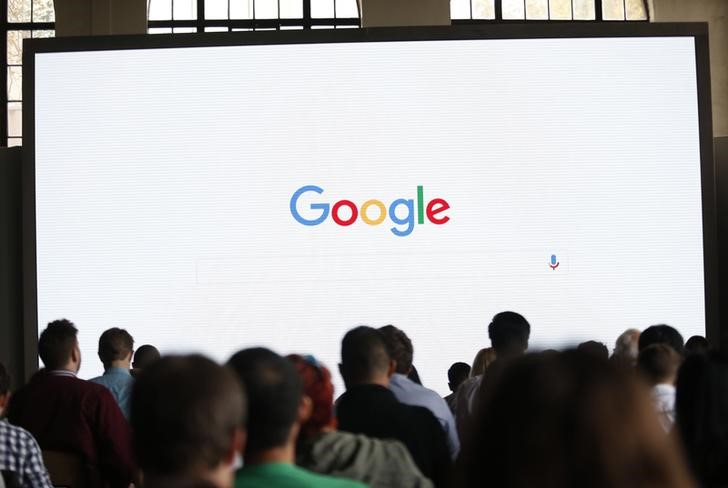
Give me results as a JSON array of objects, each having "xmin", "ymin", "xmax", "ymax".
[{"xmin": 549, "ymin": 254, "xmax": 560, "ymax": 270}]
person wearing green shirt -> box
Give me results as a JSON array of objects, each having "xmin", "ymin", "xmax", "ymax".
[{"xmin": 228, "ymin": 348, "xmax": 366, "ymax": 488}]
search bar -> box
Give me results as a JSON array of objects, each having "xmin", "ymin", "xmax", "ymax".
[{"xmin": 196, "ymin": 250, "xmax": 567, "ymax": 284}]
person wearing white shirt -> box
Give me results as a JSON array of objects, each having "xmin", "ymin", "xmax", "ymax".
[
  {"xmin": 637, "ymin": 343, "xmax": 682, "ymax": 432},
  {"xmin": 379, "ymin": 326, "xmax": 460, "ymax": 460}
]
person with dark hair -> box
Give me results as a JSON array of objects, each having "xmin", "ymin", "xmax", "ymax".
[
  {"xmin": 90, "ymin": 327, "xmax": 135, "ymax": 418},
  {"xmin": 379, "ymin": 325, "xmax": 459, "ymax": 459},
  {"xmin": 0, "ymin": 361, "xmax": 53, "ymax": 488},
  {"xmin": 227, "ymin": 348, "xmax": 363, "ymax": 488},
  {"xmin": 456, "ymin": 312, "xmax": 530, "ymax": 437},
  {"xmin": 407, "ymin": 365, "xmax": 422, "ymax": 385},
  {"xmin": 336, "ymin": 326, "xmax": 451, "ymax": 487},
  {"xmin": 639, "ymin": 324, "xmax": 685, "ymax": 356},
  {"xmin": 455, "ymin": 350, "xmax": 695, "ymax": 488},
  {"xmin": 7, "ymin": 319, "xmax": 136, "ymax": 488},
  {"xmin": 684, "ymin": 335, "xmax": 710, "ymax": 356},
  {"xmin": 289, "ymin": 354, "xmax": 433, "ymax": 488},
  {"xmin": 131, "ymin": 355, "xmax": 245, "ymax": 488},
  {"xmin": 577, "ymin": 341, "xmax": 609, "ymax": 361},
  {"xmin": 675, "ymin": 352, "xmax": 728, "ymax": 488},
  {"xmin": 132, "ymin": 344, "xmax": 161, "ymax": 377},
  {"xmin": 638, "ymin": 344, "xmax": 681, "ymax": 431},
  {"xmin": 444, "ymin": 362, "xmax": 470, "ymax": 413}
]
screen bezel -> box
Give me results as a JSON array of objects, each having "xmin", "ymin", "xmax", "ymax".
[{"xmin": 21, "ymin": 23, "xmax": 718, "ymax": 378}]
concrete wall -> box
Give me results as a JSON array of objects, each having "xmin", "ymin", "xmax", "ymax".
[{"xmin": 650, "ymin": 0, "xmax": 728, "ymax": 137}]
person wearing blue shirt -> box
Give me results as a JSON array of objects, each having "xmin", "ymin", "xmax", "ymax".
[
  {"xmin": 379, "ymin": 326, "xmax": 460, "ymax": 460},
  {"xmin": 90, "ymin": 328, "xmax": 135, "ymax": 419}
]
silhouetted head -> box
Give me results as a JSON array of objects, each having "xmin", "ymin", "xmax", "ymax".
[
  {"xmin": 448, "ymin": 362, "xmax": 471, "ymax": 393},
  {"xmin": 133, "ymin": 344, "xmax": 161, "ymax": 370},
  {"xmin": 639, "ymin": 325, "xmax": 684, "ymax": 356},
  {"xmin": 339, "ymin": 326, "xmax": 393, "ymax": 388},
  {"xmin": 38, "ymin": 319, "xmax": 80, "ymax": 372},
  {"xmin": 684, "ymin": 336, "xmax": 709, "ymax": 356},
  {"xmin": 638, "ymin": 344, "xmax": 681, "ymax": 386},
  {"xmin": 676, "ymin": 352, "xmax": 728, "ymax": 487},
  {"xmin": 227, "ymin": 348, "xmax": 304, "ymax": 459},
  {"xmin": 131, "ymin": 355, "xmax": 246, "ymax": 485},
  {"xmin": 98, "ymin": 328, "xmax": 134, "ymax": 369},
  {"xmin": 379, "ymin": 325, "xmax": 414, "ymax": 375},
  {"xmin": 488, "ymin": 312, "xmax": 530, "ymax": 358},
  {"xmin": 457, "ymin": 350, "xmax": 694, "ymax": 488},
  {"xmin": 577, "ymin": 341, "xmax": 609, "ymax": 361}
]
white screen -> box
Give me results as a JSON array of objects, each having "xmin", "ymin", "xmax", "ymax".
[{"xmin": 34, "ymin": 36, "xmax": 706, "ymax": 395}]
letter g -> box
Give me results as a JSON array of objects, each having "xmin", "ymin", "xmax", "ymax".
[{"xmin": 290, "ymin": 185, "xmax": 329, "ymax": 226}]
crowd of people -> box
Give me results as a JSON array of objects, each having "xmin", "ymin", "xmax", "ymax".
[{"xmin": 0, "ymin": 313, "xmax": 726, "ymax": 488}]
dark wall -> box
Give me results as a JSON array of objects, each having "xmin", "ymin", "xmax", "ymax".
[
  {"xmin": 716, "ymin": 136, "xmax": 728, "ymax": 351},
  {"xmin": 0, "ymin": 147, "xmax": 24, "ymax": 389}
]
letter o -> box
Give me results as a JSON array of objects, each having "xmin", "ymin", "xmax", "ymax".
[
  {"xmin": 332, "ymin": 200, "xmax": 358, "ymax": 226},
  {"xmin": 360, "ymin": 199, "xmax": 387, "ymax": 226}
]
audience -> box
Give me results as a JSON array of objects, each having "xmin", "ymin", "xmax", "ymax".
[
  {"xmin": 469, "ymin": 347, "xmax": 496, "ymax": 377},
  {"xmin": 8, "ymin": 312, "xmax": 723, "ymax": 488},
  {"xmin": 577, "ymin": 340, "xmax": 609, "ymax": 361},
  {"xmin": 0, "ymin": 362, "xmax": 53, "ymax": 488},
  {"xmin": 131, "ymin": 344, "xmax": 161, "ymax": 377},
  {"xmin": 228, "ymin": 348, "xmax": 364, "ymax": 488},
  {"xmin": 444, "ymin": 362, "xmax": 470, "ymax": 412},
  {"xmin": 638, "ymin": 344, "xmax": 681, "ymax": 431},
  {"xmin": 7, "ymin": 319, "xmax": 136, "ymax": 488},
  {"xmin": 684, "ymin": 335, "xmax": 710, "ymax": 356},
  {"xmin": 611, "ymin": 328, "xmax": 641, "ymax": 367},
  {"xmin": 131, "ymin": 354, "xmax": 245, "ymax": 488},
  {"xmin": 675, "ymin": 352, "xmax": 728, "ymax": 488},
  {"xmin": 336, "ymin": 326, "xmax": 451, "ymax": 487},
  {"xmin": 288, "ymin": 354, "xmax": 433, "ymax": 488},
  {"xmin": 639, "ymin": 324, "xmax": 685, "ymax": 356},
  {"xmin": 456, "ymin": 311, "xmax": 531, "ymax": 438},
  {"xmin": 379, "ymin": 325, "xmax": 460, "ymax": 459},
  {"xmin": 90, "ymin": 327, "xmax": 135, "ymax": 418},
  {"xmin": 456, "ymin": 350, "xmax": 695, "ymax": 488}
]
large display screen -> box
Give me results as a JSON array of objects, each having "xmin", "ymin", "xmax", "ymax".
[{"xmin": 30, "ymin": 31, "xmax": 708, "ymax": 394}]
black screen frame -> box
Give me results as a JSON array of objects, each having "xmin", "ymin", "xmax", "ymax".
[{"xmin": 22, "ymin": 23, "xmax": 718, "ymax": 377}]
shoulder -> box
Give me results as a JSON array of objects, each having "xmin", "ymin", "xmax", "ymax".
[
  {"xmin": 401, "ymin": 403, "xmax": 442, "ymax": 428},
  {"xmin": 0, "ymin": 421, "xmax": 36, "ymax": 443},
  {"xmin": 79, "ymin": 377, "xmax": 117, "ymax": 396},
  {"xmin": 236, "ymin": 464, "xmax": 365, "ymax": 488},
  {"xmin": 299, "ymin": 468, "xmax": 367, "ymax": 487},
  {"xmin": 0, "ymin": 421, "xmax": 43, "ymax": 457}
]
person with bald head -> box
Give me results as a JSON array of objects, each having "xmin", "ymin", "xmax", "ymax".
[{"xmin": 336, "ymin": 326, "xmax": 451, "ymax": 487}]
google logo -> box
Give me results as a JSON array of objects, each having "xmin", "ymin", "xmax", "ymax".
[{"xmin": 290, "ymin": 185, "xmax": 450, "ymax": 237}]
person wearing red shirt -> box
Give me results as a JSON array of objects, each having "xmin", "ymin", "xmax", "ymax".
[{"xmin": 7, "ymin": 319, "xmax": 136, "ymax": 488}]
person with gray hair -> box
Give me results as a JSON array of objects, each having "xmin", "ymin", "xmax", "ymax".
[{"xmin": 611, "ymin": 329, "xmax": 641, "ymax": 367}]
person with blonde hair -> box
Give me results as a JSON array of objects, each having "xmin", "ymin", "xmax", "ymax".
[
  {"xmin": 611, "ymin": 328, "xmax": 641, "ymax": 367},
  {"xmin": 469, "ymin": 348, "xmax": 496, "ymax": 378}
]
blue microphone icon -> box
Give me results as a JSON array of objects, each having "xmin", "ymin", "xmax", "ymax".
[{"xmin": 549, "ymin": 254, "xmax": 560, "ymax": 270}]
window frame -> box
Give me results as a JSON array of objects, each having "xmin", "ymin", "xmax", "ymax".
[{"xmin": 3, "ymin": 0, "xmax": 649, "ymax": 146}]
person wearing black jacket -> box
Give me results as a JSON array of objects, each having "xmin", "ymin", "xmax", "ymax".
[{"xmin": 336, "ymin": 326, "xmax": 451, "ymax": 487}]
